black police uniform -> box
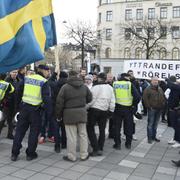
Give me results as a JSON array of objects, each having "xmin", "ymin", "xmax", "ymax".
[{"xmin": 11, "ymin": 72, "xmax": 52, "ymax": 161}]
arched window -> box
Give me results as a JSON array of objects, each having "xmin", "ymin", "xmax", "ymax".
[
  {"xmin": 105, "ymin": 47, "xmax": 111, "ymax": 58},
  {"xmin": 172, "ymin": 48, "xmax": 179, "ymax": 60},
  {"xmin": 124, "ymin": 48, "xmax": 131, "ymax": 58},
  {"xmin": 135, "ymin": 48, "xmax": 142, "ymax": 59},
  {"xmin": 159, "ymin": 48, "xmax": 167, "ymax": 59}
]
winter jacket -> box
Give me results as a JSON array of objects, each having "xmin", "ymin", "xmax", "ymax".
[
  {"xmin": 88, "ymin": 82, "xmax": 115, "ymax": 112},
  {"xmin": 166, "ymin": 80, "xmax": 180, "ymax": 109},
  {"xmin": 56, "ymin": 77, "xmax": 92, "ymax": 124},
  {"xmin": 143, "ymin": 85, "xmax": 166, "ymax": 109}
]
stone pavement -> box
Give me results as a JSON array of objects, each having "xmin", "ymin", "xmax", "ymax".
[{"xmin": 0, "ymin": 118, "xmax": 180, "ymax": 180}]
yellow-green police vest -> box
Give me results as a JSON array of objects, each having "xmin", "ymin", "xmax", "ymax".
[
  {"xmin": 0, "ymin": 80, "xmax": 14, "ymax": 101},
  {"xmin": 22, "ymin": 74, "xmax": 47, "ymax": 106},
  {"xmin": 113, "ymin": 81, "xmax": 133, "ymax": 106}
]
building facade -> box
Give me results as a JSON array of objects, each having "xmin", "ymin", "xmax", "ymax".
[{"xmin": 97, "ymin": 0, "xmax": 180, "ymax": 76}]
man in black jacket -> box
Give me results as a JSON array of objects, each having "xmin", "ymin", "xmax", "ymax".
[{"xmin": 56, "ymin": 70, "xmax": 92, "ymax": 162}]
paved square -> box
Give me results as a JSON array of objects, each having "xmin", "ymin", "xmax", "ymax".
[{"xmin": 0, "ymin": 118, "xmax": 180, "ymax": 179}]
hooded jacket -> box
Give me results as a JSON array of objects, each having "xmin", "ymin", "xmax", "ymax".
[{"xmin": 56, "ymin": 77, "xmax": 92, "ymax": 124}]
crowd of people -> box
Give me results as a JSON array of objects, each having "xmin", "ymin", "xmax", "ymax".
[{"xmin": 0, "ymin": 65, "xmax": 180, "ymax": 167}]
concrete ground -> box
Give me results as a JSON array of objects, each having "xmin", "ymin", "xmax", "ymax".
[{"xmin": 0, "ymin": 117, "xmax": 180, "ymax": 180}]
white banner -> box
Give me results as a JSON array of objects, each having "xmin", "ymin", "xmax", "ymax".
[{"xmin": 124, "ymin": 59, "xmax": 180, "ymax": 80}]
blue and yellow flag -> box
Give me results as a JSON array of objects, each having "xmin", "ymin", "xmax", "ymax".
[{"xmin": 0, "ymin": 0, "xmax": 57, "ymax": 73}]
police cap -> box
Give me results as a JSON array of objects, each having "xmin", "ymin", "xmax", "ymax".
[{"xmin": 37, "ymin": 65, "xmax": 50, "ymax": 71}]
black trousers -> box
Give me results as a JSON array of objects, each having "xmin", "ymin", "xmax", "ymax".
[
  {"xmin": 113, "ymin": 104, "xmax": 133, "ymax": 146},
  {"xmin": 169, "ymin": 110, "xmax": 180, "ymax": 143},
  {"xmin": 0, "ymin": 107, "xmax": 14, "ymax": 136},
  {"xmin": 12, "ymin": 104, "xmax": 42, "ymax": 156},
  {"xmin": 87, "ymin": 108, "xmax": 108, "ymax": 152},
  {"xmin": 59, "ymin": 120, "xmax": 66, "ymax": 147}
]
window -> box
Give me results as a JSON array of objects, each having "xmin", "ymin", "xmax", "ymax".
[
  {"xmin": 105, "ymin": 48, "xmax": 111, "ymax": 58},
  {"xmin": 136, "ymin": 9, "xmax": 143, "ymax": 20},
  {"xmin": 172, "ymin": 48, "xmax": 180, "ymax": 59},
  {"xmin": 172, "ymin": 26, "xmax": 180, "ymax": 39},
  {"xmin": 106, "ymin": 0, "xmax": 112, "ymax": 3},
  {"xmin": 148, "ymin": 27, "xmax": 155, "ymax": 39},
  {"xmin": 148, "ymin": 8, "xmax": 155, "ymax": 19},
  {"xmin": 136, "ymin": 28, "xmax": 142, "ymax": 39},
  {"xmin": 159, "ymin": 48, "xmax": 167, "ymax": 59},
  {"xmin": 106, "ymin": 29, "xmax": 112, "ymax": 40},
  {"xmin": 99, "ymin": 0, "xmax": 102, "ymax": 6},
  {"xmin": 173, "ymin": 6, "xmax": 180, "ymax": 18},
  {"xmin": 125, "ymin": 9, "xmax": 132, "ymax": 20},
  {"xmin": 135, "ymin": 48, "xmax": 142, "ymax": 59},
  {"xmin": 104, "ymin": 67, "xmax": 112, "ymax": 74},
  {"xmin": 97, "ymin": 30, "xmax": 101, "ymax": 39},
  {"xmin": 160, "ymin": 26, "xmax": 167, "ymax": 39},
  {"xmin": 106, "ymin": 11, "xmax": 113, "ymax": 21},
  {"xmin": 125, "ymin": 28, "xmax": 131, "ymax": 40},
  {"xmin": 124, "ymin": 48, "xmax": 131, "ymax": 58},
  {"xmin": 98, "ymin": 13, "xmax": 101, "ymax": 24},
  {"xmin": 160, "ymin": 7, "xmax": 167, "ymax": 19}
]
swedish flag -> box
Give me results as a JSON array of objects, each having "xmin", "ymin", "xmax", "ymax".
[{"xmin": 0, "ymin": 0, "xmax": 57, "ymax": 73}]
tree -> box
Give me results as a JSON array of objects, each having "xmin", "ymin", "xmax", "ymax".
[
  {"xmin": 64, "ymin": 21, "xmax": 96, "ymax": 68},
  {"xmin": 121, "ymin": 17, "xmax": 171, "ymax": 59}
]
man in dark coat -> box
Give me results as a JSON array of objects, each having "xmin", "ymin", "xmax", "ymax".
[{"xmin": 56, "ymin": 70, "xmax": 92, "ymax": 162}]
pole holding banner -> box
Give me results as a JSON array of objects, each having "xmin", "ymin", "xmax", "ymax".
[{"xmin": 55, "ymin": 45, "xmax": 60, "ymax": 75}]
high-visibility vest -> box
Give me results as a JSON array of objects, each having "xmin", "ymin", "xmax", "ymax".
[
  {"xmin": 22, "ymin": 74, "xmax": 47, "ymax": 106},
  {"xmin": 0, "ymin": 80, "xmax": 14, "ymax": 101},
  {"xmin": 113, "ymin": 81, "xmax": 133, "ymax": 106}
]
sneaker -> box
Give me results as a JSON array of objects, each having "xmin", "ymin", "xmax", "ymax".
[
  {"xmin": 133, "ymin": 135, "xmax": 138, "ymax": 141},
  {"xmin": 48, "ymin": 136, "xmax": 55, "ymax": 143},
  {"xmin": 26, "ymin": 152, "xmax": 38, "ymax": 161},
  {"xmin": 125, "ymin": 143, "xmax": 131, "ymax": 149},
  {"xmin": 38, "ymin": 137, "xmax": 45, "ymax": 144},
  {"xmin": 81, "ymin": 154, "xmax": 89, "ymax": 161},
  {"xmin": 168, "ymin": 139, "xmax": 176, "ymax": 145},
  {"xmin": 11, "ymin": 154, "xmax": 18, "ymax": 161},
  {"xmin": 63, "ymin": 156, "xmax": 76, "ymax": 162},
  {"xmin": 89, "ymin": 151, "xmax": 102, "ymax": 157},
  {"xmin": 121, "ymin": 135, "xmax": 126, "ymax": 140},
  {"xmin": 54, "ymin": 145, "xmax": 61, "ymax": 153},
  {"xmin": 172, "ymin": 160, "xmax": 180, "ymax": 167},
  {"xmin": 154, "ymin": 138, "xmax": 160, "ymax": 142},
  {"xmin": 172, "ymin": 143, "xmax": 180, "ymax": 148},
  {"xmin": 148, "ymin": 139, "xmax": 153, "ymax": 144},
  {"xmin": 113, "ymin": 144, "xmax": 121, "ymax": 150}
]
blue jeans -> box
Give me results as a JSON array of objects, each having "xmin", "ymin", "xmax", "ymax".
[{"xmin": 147, "ymin": 109, "xmax": 161, "ymax": 140}]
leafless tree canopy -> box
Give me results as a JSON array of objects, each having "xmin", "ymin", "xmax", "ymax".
[
  {"xmin": 65, "ymin": 21, "xmax": 96, "ymax": 67},
  {"xmin": 121, "ymin": 17, "xmax": 171, "ymax": 59}
]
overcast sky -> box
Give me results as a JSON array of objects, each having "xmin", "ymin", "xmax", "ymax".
[{"xmin": 53, "ymin": 0, "xmax": 97, "ymax": 43}]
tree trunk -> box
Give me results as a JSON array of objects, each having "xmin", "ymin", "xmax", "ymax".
[{"xmin": 81, "ymin": 33, "xmax": 85, "ymax": 68}]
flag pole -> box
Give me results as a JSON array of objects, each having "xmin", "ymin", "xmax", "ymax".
[{"xmin": 55, "ymin": 45, "xmax": 60, "ymax": 76}]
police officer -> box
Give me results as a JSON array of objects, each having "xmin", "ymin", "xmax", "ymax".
[
  {"xmin": 11, "ymin": 65, "xmax": 52, "ymax": 161},
  {"xmin": 0, "ymin": 74, "xmax": 14, "ymax": 137},
  {"xmin": 113, "ymin": 73, "xmax": 140, "ymax": 150}
]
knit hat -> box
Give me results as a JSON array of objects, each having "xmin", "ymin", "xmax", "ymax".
[
  {"xmin": 85, "ymin": 74, "xmax": 93, "ymax": 81},
  {"xmin": 59, "ymin": 71, "xmax": 68, "ymax": 78},
  {"xmin": 98, "ymin": 73, "xmax": 107, "ymax": 80},
  {"xmin": 37, "ymin": 64, "xmax": 49, "ymax": 70}
]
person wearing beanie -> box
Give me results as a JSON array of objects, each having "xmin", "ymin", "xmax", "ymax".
[
  {"xmin": 56, "ymin": 70, "xmax": 92, "ymax": 162},
  {"xmin": 87, "ymin": 72, "xmax": 115, "ymax": 156},
  {"xmin": 85, "ymin": 74, "xmax": 93, "ymax": 89}
]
